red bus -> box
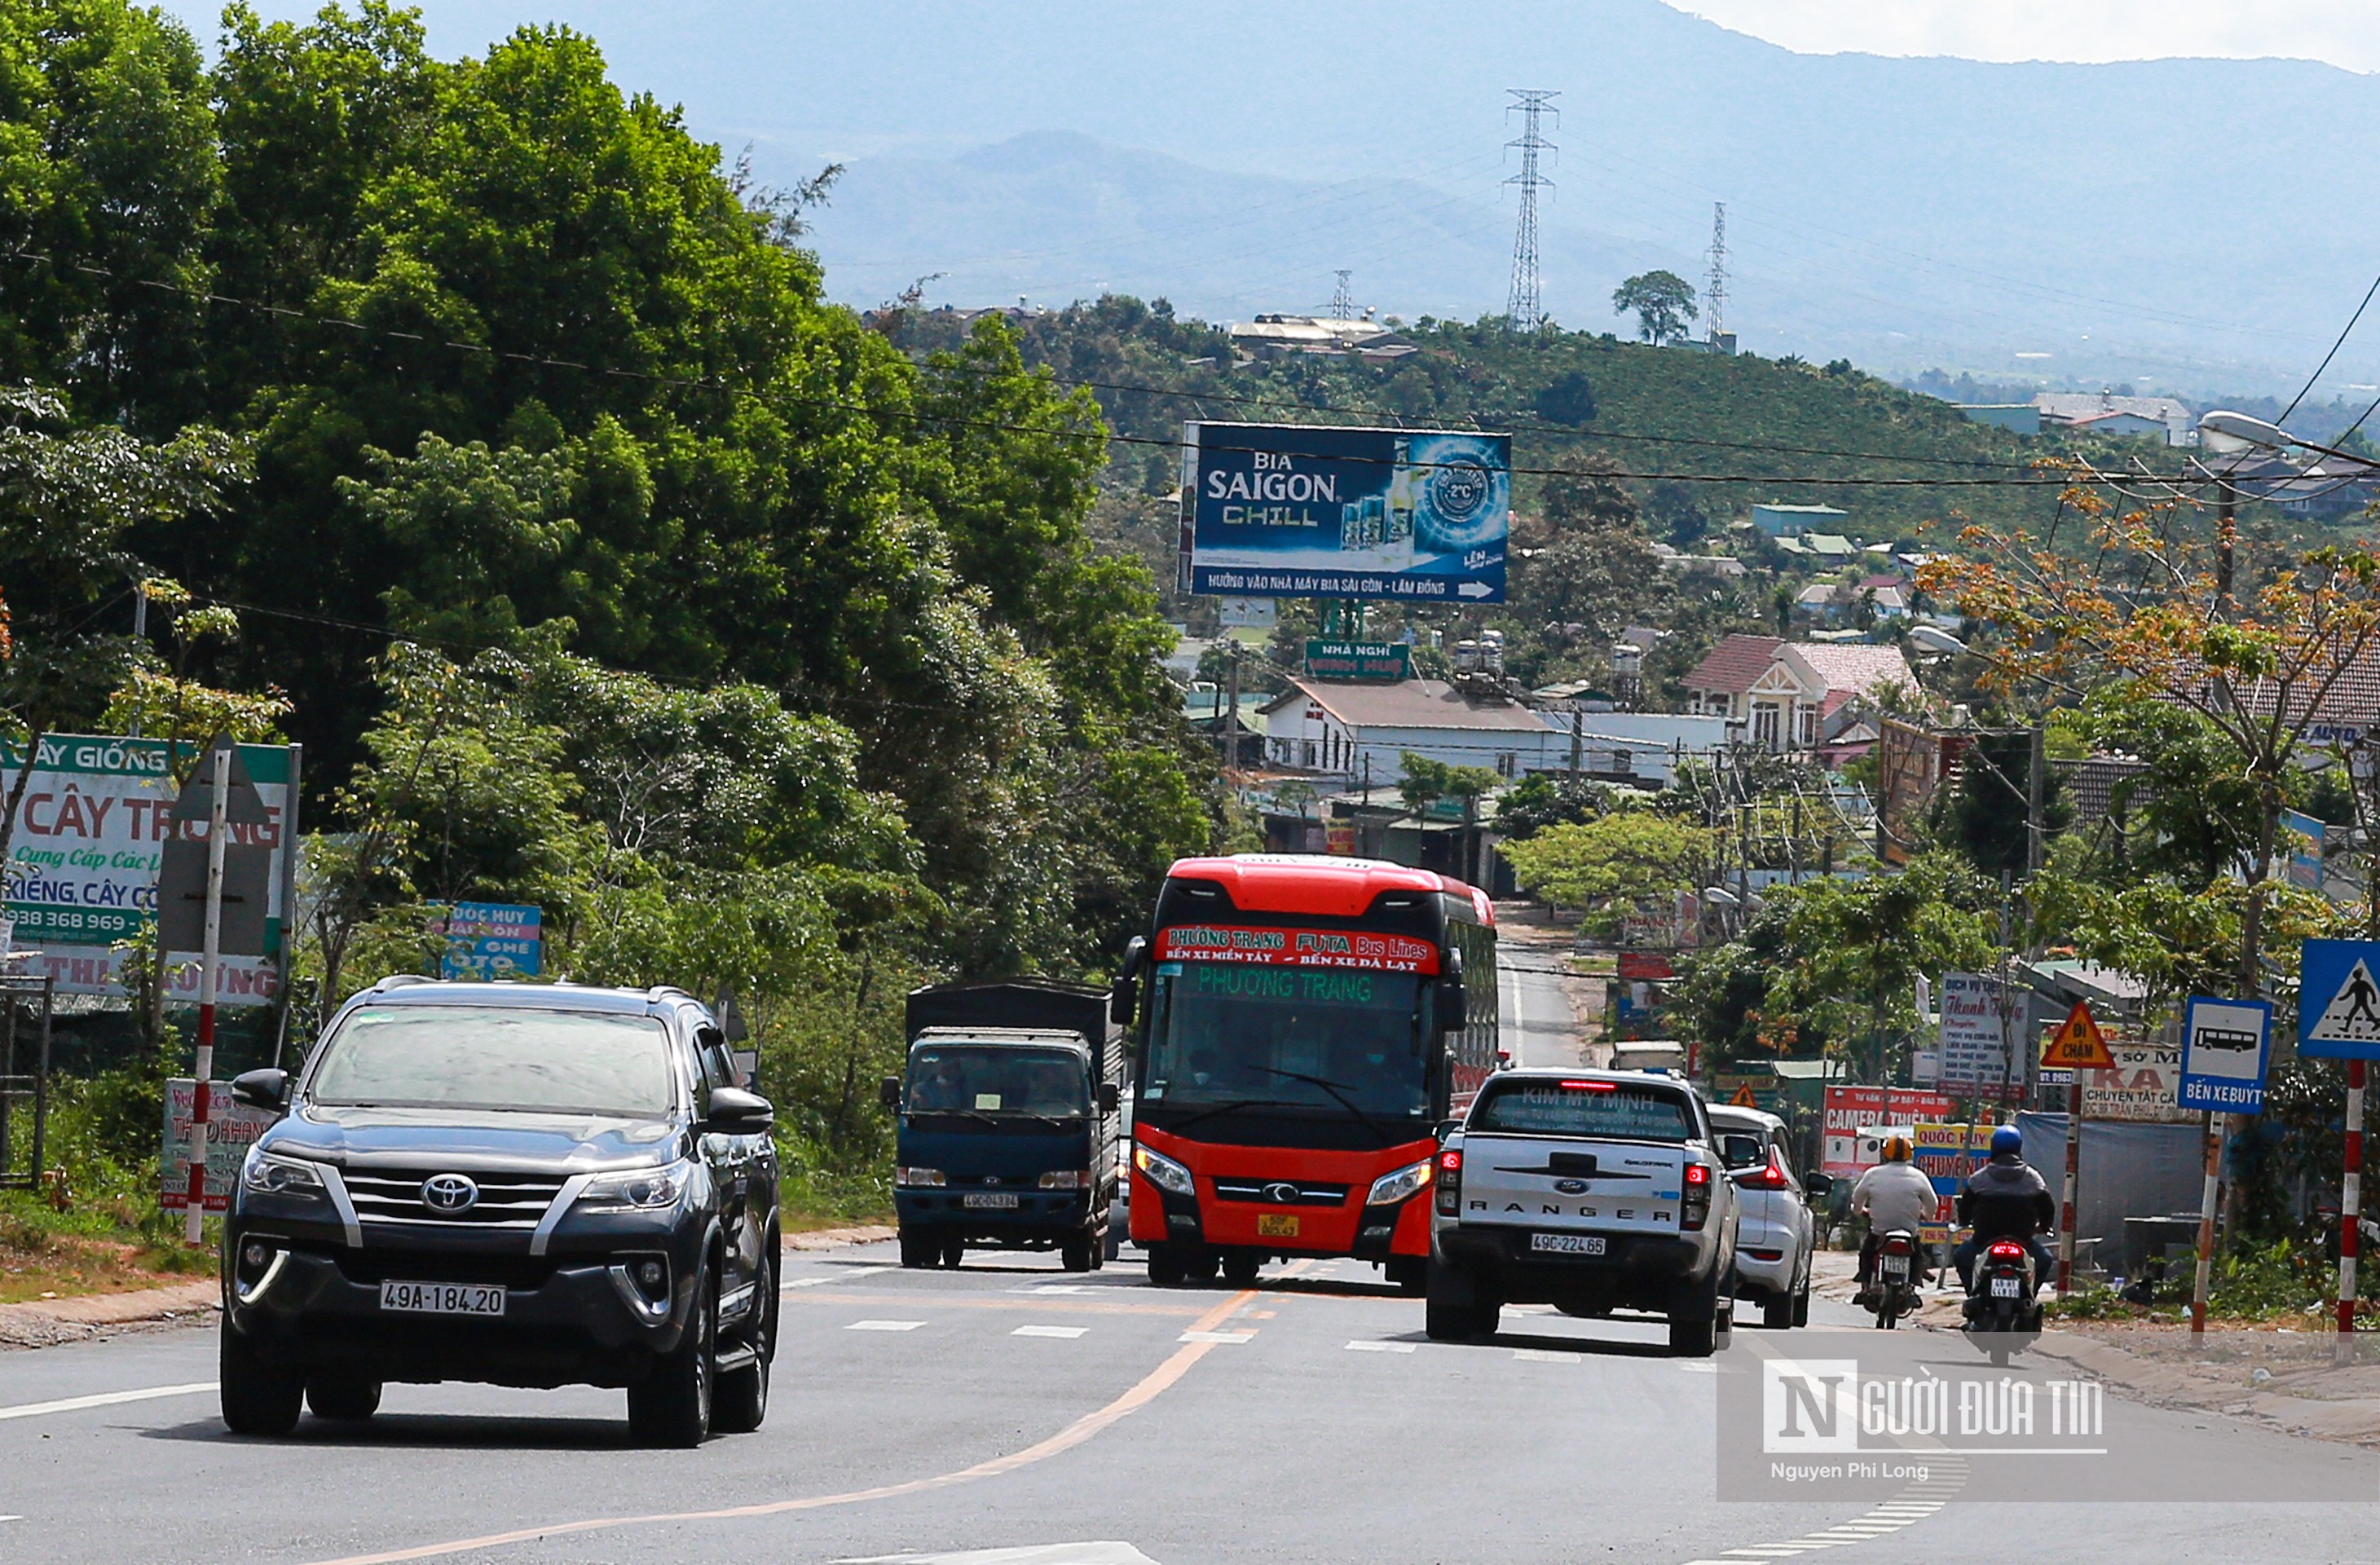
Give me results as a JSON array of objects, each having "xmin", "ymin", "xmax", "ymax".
[{"xmin": 1120, "ymin": 854, "xmax": 1498, "ymax": 1288}]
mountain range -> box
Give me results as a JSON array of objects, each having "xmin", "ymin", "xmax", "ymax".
[{"xmin": 157, "ymin": 0, "xmax": 2380, "ymax": 398}]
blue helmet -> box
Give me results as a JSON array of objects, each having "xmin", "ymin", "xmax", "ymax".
[{"xmin": 1990, "ymin": 1125, "xmax": 2023, "ymax": 1159}]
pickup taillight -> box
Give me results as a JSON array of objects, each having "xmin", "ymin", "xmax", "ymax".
[
  {"xmin": 1682, "ymin": 1159, "xmax": 1712, "ymax": 1231},
  {"xmin": 1435, "ymin": 1146, "xmax": 1462, "ymax": 1215}
]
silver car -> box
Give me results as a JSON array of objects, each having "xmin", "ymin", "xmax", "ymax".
[{"xmin": 1707, "ymin": 1104, "xmax": 1829, "ymax": 1329}]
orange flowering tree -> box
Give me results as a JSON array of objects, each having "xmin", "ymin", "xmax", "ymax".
[{"xmin": 1918, "ymin": 474, "xmax": 2380, "ymax": 987}]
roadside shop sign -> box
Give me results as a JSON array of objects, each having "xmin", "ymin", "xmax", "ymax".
[
  {"xmin": 2299, "ymin": 939, "xmax": 2380, "ymax": 1060},
  {"xmin": 1937, "ymin": 971, "xmax": 2020, "ymax": 1093},
  {"xmin": 436, "ymin": 902, "xmax": 543, "ymax": 981},
  {"xmin": 160, "ymin": 1078, "xmax": 278, "ymax": 1212},
  {"xmin": 1820, "ymin": 1085, "xmax": 1955, "ymax": 1176},
  {"xmin": 2177, "ymin": 996, "xmax": 2272, "ymax": 1113}
]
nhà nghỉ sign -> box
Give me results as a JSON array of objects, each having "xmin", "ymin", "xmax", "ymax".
[
  {"xmin": 1304, "ymin": 640, "xmax": 1413, "ymax": 681},
  {"xmin": 1182, "ymin": 422, "xmax": 1509, "ymax": 602},
  {"xmin": 0, "ymin": 735, "xmax": 296, "ymax": 1003}
]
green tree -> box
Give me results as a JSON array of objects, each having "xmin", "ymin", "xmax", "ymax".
[
  {"xmin": 1611, "ymin": 271, "xmax": 1698, "ymax": 346},
  {"xmin": 1534, "ymin": 368, "xmax": 1596, "ymax": 428},
  {"xmin": 1499, "ymin": 812, "xmax": 1712, "ymax": 930}
]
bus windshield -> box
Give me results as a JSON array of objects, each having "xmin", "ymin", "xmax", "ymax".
[{"xmin": 1144, "ymin": 962, "xmax": 1430, "ymax": 1122}]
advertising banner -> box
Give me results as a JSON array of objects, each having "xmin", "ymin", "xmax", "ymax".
[
  {"xmin": 1, "ymin": 735, "xmax": 296, "ymax": 1003},
  {"xmin": 161, "ymin": 1078, "xmax": 279, "ymax": 1212},
  {"xmin": 2280, "ymin": 809, "xmax": 2325, "ymax": 891},
  {"xmin": 1936, "ymin": 972, "xmax": 2019, "ymax": 1094},
  {"xmin": 1821, "ymin": 1087, "xmax": 1955, "ymax": 1176},
  {"xmin": 1181, "ymin": 421, "xmax": 1509, "ymax": 602},
  {"xmin": 1304, "ymin": 641, "xmax": 1412, "ymax": 681},
  {"xmin": 436, "ymin": 902, "xmax": 543, "ymax": 981}
]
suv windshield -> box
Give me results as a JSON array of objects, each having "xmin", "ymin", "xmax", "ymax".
[
  {"xmin": 309, "ymin": 1005, "xmax": 676, "ymax": 1118},
  {"xmin": 1472, "ymin": 1079, "xmax": 1696, "ymax": 1142},
  {"xmin": 1144, "ymin": 961, "xmax": 1427, "ymax": 1119},
  {"xmin": 906, "ymin": 1044, "xmax": 1086, "ymax": 1116}
]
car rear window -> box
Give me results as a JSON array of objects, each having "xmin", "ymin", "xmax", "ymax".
[{"xmin": 1471, "ymin": 1079, "xmax": 1696, "ymax": 1141}]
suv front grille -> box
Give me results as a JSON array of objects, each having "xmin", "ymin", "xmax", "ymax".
[
  {"xmin": 327, "ymin": 1249, "xmax": 561, "ymax": 1290},
  {"xmin": 1211, "ymin": 1178, "xmax": 1349, "ymax": 1207},
  {"xmin": 343, "ymin": 1168, "xmax": 566, "ymax": 1231}
]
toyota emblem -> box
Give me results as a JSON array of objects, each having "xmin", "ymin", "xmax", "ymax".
[
  {"xmin": 421, "ymin": 1173, "xmax": 479, "ymax": 1214},
  {"xmin": 1262, "ymin": 1181, "xmax": 1299, "ymax": 1204}
]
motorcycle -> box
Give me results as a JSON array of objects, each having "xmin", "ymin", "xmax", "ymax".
[
  {"xmin": 1869, "ymin": 1228, "xmax": 1923, "ymax": 1329},
  {"xmin": 1963, "ymin": 1237, "xmax": 2044, "ymax": 1365}
]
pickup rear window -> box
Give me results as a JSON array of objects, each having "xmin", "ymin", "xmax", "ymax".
[{"xmin": 1471, "ymin": 1080, "xmax": 1696, "ymax": 1142}]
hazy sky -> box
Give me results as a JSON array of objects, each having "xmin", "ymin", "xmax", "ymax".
[{"xmin": 1673, "ymin": 1, "xmax": 2380, "ymax": 72}]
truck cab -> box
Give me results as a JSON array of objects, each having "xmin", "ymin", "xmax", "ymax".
[{"xmin": 883, "ymin": 981, "xmax": 1124, "ymax": 1272}]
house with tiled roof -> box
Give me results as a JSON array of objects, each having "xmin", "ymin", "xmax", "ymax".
[
  {"xmin": 1681, "ymin": 634, "xmax": 1783, "ymax": 730},
  {"xmin": 1739, "ymin": 642, "xmax": 1917, "ymax": 752}
]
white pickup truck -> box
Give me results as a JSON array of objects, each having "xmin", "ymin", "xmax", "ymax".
[{"xmin": 1426, "ymin": 1068, "xmax": 1738, "ymax": 1356}]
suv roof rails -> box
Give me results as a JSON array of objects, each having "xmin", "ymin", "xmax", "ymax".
[{"xmin": 375, "ymin": 974, "xmax": 437, "ymax": 990}]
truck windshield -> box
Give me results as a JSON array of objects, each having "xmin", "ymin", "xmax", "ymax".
[
  {"xmin": 906, "ymin": 1045, "xmax": 1086, "ymax": 1116},
  {"xmin": 1471, "ymin": 1080, "xmax": 1695, "ymax": 1142},
  {"xmin": 309, "ymin": 1006, "xmax": 676, "ymax": 1118},
  {"xmin": 1144, "ymin": 962, "xmax": 1427, "ymax": 1120}
]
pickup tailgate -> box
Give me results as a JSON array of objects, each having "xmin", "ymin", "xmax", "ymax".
[{"xmin": 1459, "ymin": 1134, "xmax": 1687, "ymax": 1236}]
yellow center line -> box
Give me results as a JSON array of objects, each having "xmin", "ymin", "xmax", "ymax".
[{"xmin": 302, "ymin": 1288, "xmax": 1261, "ymax": 1565}]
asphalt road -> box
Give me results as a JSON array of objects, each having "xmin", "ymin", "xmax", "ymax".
[
  {"xmin": 0, "ymin": 954, "xmax": 2370, "ymax": 1563},
  {"xmin": 1498, "ymin": 941, "xmax": 1584, "ymax": 1069}
]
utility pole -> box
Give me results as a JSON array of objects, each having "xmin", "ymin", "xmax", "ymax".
[
  {"xmin": 1503, "ymin": 90, "xmax": 1558, "ymax": 333},
  {"xmin": 1568, "ymin": 707, "xmax": 1583, "ymax": 778},
  {"xmin": 2025, "ymin": 722, "xmax": 2046, "ymax": 878},
  {"xmin": 182, "ymin": 738, "xmax": 230, "ymax": 1246},
  {"xmin": 1224, "ymin": 639, "xmax": 1242, "ymax": 772}
]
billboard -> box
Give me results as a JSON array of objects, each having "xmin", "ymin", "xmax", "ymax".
[
  {"xmin": 1937, "ymin": 971, "xmax": 2020, "ymax": 1094},
  {"xmin": 0, "ymin": 734, "xmax": 298, "ymax": 1003},
  {"xmin": 436, "ymin": 902, "xmax": 544, "ymax": 981},
  {"xmin": 1181, "ymin": 422, "xmax": 1509, "ymax": 602}
]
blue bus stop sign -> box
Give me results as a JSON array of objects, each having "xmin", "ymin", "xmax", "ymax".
[
  {"xmin": 2178, "ymin": 996, "xmax": 2272, "ymax": 1113},
  {"xmin": 2298, "ymin": 939, "xmax": 2380, "ymax": 1060}
]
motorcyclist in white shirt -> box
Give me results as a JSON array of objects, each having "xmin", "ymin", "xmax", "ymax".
[{"xmin": 1850, "ymin": 1136, "xmax": 1938, "ymax": 1306}]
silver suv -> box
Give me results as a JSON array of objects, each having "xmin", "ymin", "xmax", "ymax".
[{"xmin": 1426, "ymin": 1069, "xmax": 1738, "ymax": 1356}]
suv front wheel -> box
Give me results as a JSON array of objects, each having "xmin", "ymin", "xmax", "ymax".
[
  {"xmin": 628, "ymin": 1261, "xmax": 716, "ymax": 1447},
  {"xmin": 219, "ymin": 1322, "xmax": 302, "ymax": 1436}
]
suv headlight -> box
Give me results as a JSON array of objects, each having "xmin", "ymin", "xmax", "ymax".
[
  {"xmin": 1132, "ymin": 1144, "xmax": 1196, "ymax": 1197},
  {"xmin": 1365, "ymin": 1158, "xmax": 1434, "ymax": 1207},
  {"xmin": 575, "ymin": 1161, "xmax": 691, "ymax": 1212},
  {"xmin": 241, "ymin": 1150, "xmax": 325, "ymax": 1197}
]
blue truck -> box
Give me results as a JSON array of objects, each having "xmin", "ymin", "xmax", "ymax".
[{"xmin": 882, "ymin": 980, "xmax": 1126, "ymax": 1272}]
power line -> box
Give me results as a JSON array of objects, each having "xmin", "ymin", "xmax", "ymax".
[
  {"xmin": 1503, "ymin": 90, "xmax": 1557, "ymax": 334},
  {"xmin": 2278, "ymin": 270, "xmax": 2380, "ymax": 430}
]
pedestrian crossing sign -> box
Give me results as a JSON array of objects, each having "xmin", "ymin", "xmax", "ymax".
[
  {"xmin": 2299, "ymin": 939, "xmax": 2380, "ymax": 1060},
  {"xmin": 2039, "ymin": 1000, "xmax": 2117, "ymax": 1071}
]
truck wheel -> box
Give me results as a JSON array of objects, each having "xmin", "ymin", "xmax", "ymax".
[
  {"xmin": 1220, "ymin": 1249, "xmax": 1260, "ymax": 1286},
  {"xmin": 219, "ymin": 1324, "xmax": 302, "ymax": 1436},
  {"xmin": 306, "ymin": 1374, "xmax": 381, "ymax": 1422},
  {"xmin": 940, "ymin": 1240, "xmax": 965, "ymax": 1268},
  {"xmin": 899, "ymin": 1230, "xmax": 937, "ymax": 1269},
  {"xmin": 1186, "ymin": 1249, "xmax": 1219, "ymax": 1285},
  {"xmin": 1668, "ymin": 1311, "xmax": 1719, "ymax": 1357},
  {"xmin": 714, "ymin": 1251, "xmax": 772, "ymax": 1435},
  {"xmin": 1148, "ymin": 1244, "xmax": 1189, "ymax": 1286},
  {"xmin": 1060, "ymin": 1235, "xmax": 1095, "ymax": 1273},
  {"xmin": 1384, "ymin": 1255, "xmax": 1426, "ymax": 1295},
  {"xmin": 628, "ymin": 1263, "xmax": 716, "ymax": 1448}
]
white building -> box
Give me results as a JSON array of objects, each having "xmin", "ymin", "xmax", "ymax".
[{"xmin": 1260, "ymin": 678, "xmax": 1562, "ymax": 783}]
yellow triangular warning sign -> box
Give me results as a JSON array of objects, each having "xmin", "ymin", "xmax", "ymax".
[
  {"xmin": 1730, "ymin": 1084, "xmax": 1758, "ymax": 1109},
  {"xmin": 2040, "ymin": 999, "xmax": 2117, "ymax": 1070}
]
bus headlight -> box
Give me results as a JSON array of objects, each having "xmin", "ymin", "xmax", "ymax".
[
  {"xmin": 1365, "ymin": 1159, "xmax": 1434, "ymax": 1207},
  {"xmin": 1133, "ymin": 1144, "xmax": 1196, "ymax": 1197}
]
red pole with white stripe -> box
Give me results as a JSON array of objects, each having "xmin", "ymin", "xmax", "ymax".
[
  {"xmin": 2340, "ymin": 1060, "xmax": 2366, "ymax": 1360},
  {"xmin": 181, "ymin": 741, "xmax": 229, "ymax": 1247}
]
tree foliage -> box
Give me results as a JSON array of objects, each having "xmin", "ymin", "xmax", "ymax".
[
  {"xmin": 1612, "ymin": 271, "xmax": 1698, "ymax": 346},
  {"xmin": 1498, "ymin": 812, "xmax": 1712, "ymax": 928}
]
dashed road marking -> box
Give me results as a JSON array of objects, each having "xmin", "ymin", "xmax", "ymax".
[
  {"xmin": 787, "ymin": 1266, "xmax": 896, "ymax": 1290},
  {"xmin": 0, "ymin": 1382, "xmax": 216, "ymax": 1422},
  {"xmin": 1012, "ymin": 1325, "xmax": 1088, "ymax": 1339},
  {"xmin": 1677, "ymin": 1360, "xmax": 1717, "ymax": 1373},
  {"xmin": 1178, "ymin": 1329, "xmax": 1253, "ymax": 1344},
  {"xmin": 1511, "ymin": 1348, "xmax": 1575, "ymax": 1363},
  {"xmin": 1344, "ymin": 1340, "xmax": 1418, "ymax": 1353},
  {"xmin": 1015, "ymin": 1285, "xmax": 1095, "ymax": 1295},
  {"xmin": 847, "ymin": 1320, "xmax": 926, "ymax": 1332}
]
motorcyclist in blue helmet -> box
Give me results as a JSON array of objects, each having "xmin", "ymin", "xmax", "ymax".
[{"xmin": 1952, "ymin": 1124, "xmax": 2056, "ymax": 1290}]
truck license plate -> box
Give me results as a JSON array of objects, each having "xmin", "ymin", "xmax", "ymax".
[
  {"xmin": 379, "ymin": 1281, "xmax": 505, "ymax": 1316},
  {"xmin": 1990, "ymin": 1276, "xmax": 2021, "ymax": 1298},
  {"xmin": 1531, "ymin": 1233, "xmax": 1606, "ymax": 1255},
  {"xmin": 963, "ymin": 1192, "xmax": 1020, "ymax": 1210},
  {"xmin": 1255, "ymin": 1213, "xmax": 1300, "ymax": 1238}
]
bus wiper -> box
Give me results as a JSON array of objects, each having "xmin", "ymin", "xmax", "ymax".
[
  {"xmin": 1161, "ymin": 1098, "xmax": 1267, "ymax": 1131},
  {"xmin": 1247, "ymin": 1066, "xmax": 1396, "ymax": 1145}
]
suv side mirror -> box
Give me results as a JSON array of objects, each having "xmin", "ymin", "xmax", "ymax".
[
  {"xmin": 1803, "ymin": 1172, "xmax": 1835, "ymax": 1197},
  {"xmin": 879, "ymin": 1075, "xmax": 903, "ymax": 1113},
  {"xmin": 231, "ymin": 1068, "xmax": 289, "ymax": 1113},
  {"xmin": 706, "ymin": 1086, "xmax": 774, "ymax": 1131},
  {"xmin": 1099, "ymin": 1080, "xmax": 1121, "ymax": 1113}
]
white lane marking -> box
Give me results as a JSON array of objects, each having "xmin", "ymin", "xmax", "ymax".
[
  {"xmin": 0, "ymin": 1514, "xmax": 20, "ymax": 1522},
  {"xmin": 1178, "ymin": 1330, "xmax": 1253, "ymax": 1344},
  {"xmin": 840, "ymin": 1542, "xmax": 1161, "ymax": 1565},
  {"xmin": 786, "ymin": 1266, "xmax": 897, "ymax": 1289},
  {"xmin": 0, "ymin": 1382, "xmax": 216, "ymax": 1422},
  {"xmin": 1015, "ymin": 1285, "xmax": 1093, "ymax": 1295},
  {"xmin": 1677, "ymin": 1360, "xmax": 1717, "ymax": 1373},
  {"xmin": 1344, "ymin": 1340, "xmax": 1418, "ymax": 1353},
  {"xmin": 847, "ymin": 1320, "xmax": 927, "ymax": 1332},
  {"xmin": 1012, "ymin": 1325, "xmax": 1088, "ymax": 1339},
  {"xmin": 1511, "ymin": 1348, "xmax": 1575, "ymax": 1363}
]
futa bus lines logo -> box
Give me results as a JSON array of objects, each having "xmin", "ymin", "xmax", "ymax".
[{"xmin": 1157, "ymin": 925, "xmax": 1438, "ymax": 972}]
